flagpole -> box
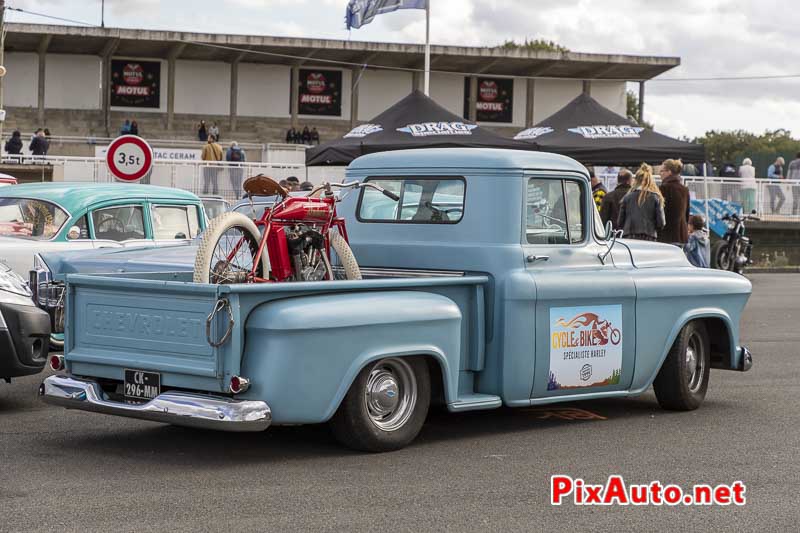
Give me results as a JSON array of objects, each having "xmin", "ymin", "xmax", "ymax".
[{"xmin": 424, "ymin": 0, "xmax": 430, "ymax": 95}]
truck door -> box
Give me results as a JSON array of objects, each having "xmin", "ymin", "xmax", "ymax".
[{"xmin": 523, "ymin": 175, "xmax": 637, "ymax": 399}]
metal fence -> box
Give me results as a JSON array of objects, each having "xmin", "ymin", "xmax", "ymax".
[
  {"xmin": 1, "ymin": 133, "xmax": 308, "ymax": 164},
  {"xmin": 597, "ymin": 176, "xmax": 800, "ymax": 222},
  {"xmin": 62, "ymin": 157, "xmax": 306, "ymax": 203}
]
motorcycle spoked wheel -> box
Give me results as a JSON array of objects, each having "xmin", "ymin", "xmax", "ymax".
[
  {"xmin": 193, "ymin": 213, "xmax": 362, "ymax": 284},
  {"xmin": 193, "ymin": 212, "xmax": 268, "ymax": 284}
]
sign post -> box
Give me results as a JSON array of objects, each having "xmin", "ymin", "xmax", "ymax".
[{"xmin": 106, "ymin": 135, "xmax": 154, "ymax": 182}]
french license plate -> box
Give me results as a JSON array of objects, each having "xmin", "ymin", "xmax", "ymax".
[{"xmin": 124, "ymin": 369, "xmax": 161, "ymax": 404}]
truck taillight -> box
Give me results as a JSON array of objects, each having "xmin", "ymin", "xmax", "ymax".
[
  {"xmin": 49, "ymin": 354, "xmax": 65, "ymax": 372},
  {"xmin": 229, "ymin": 376, "xmax": 250, "ymax": 394}
]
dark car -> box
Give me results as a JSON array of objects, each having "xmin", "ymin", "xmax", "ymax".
[{"xmin": 0, "ymin": 261, "xmax": 50, "ymax": 382}]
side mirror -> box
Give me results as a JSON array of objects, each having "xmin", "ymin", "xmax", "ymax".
[
  {"xmin": 66, "ymin": 225, "xmax": 81, "ymax": 240},
  {"xmin": 604, "ymin": 220, "xmax": 614, "ymax": 241},
  {"xmin": 599, "ymin": 221, "xmax": 618, "ymax": 265}
]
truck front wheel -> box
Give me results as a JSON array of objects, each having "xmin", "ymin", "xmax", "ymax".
[
  {"xmin": 330, "ymin": 356, "xmax": 430, "ymax": 452},
  {"xmin": 653, "ymin": 321, "xmax": 710, "ymax": 410}
]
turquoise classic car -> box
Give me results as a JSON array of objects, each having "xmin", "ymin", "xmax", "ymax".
[
  {"xmin": 39, "ymin": 149, "xmax": 752, "ymax": 452},
  {"xmin": 0, "ymin": 182, "xmax": 206, "ymax": 348},
  {"xmin": 0, "ymin": 182, "xmax": 206, "ymax": 277}
]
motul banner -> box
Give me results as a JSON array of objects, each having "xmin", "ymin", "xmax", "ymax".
[
  {"xmin": 110, "ymin": 60, "xmax": 161, "ymax": 108},
  {"xmin": 298, "ymin": 69, "xmax": 342, "ymax": 116},
  {"xmin": 463, "ymin": 77, "xmax": 514, "ymax": 123}
]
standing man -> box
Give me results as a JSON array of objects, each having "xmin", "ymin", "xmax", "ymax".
[
  {"xmin": 29, "ymin": 130, "xmax": 48, "ymax": 157},
  {"xmin": 658, "ymin": 159, "xmax": 690, "ymax": 246},
  {"xmin": 601, "ymin": 168, "xmax": 633, "ymax": 230},
  {"xmin": 286, "ymin": 176, "xmax": 300, "ymax": 192},
  {"xmin": 767, "ymin": 156, "xmax": 786, "ymax": 214},
  {"xmin": 587, "ymin": 167, "xmax": 606, "ymax": 211},
  {"xmin": 225, "ymin": 141, "xmax": 246, "ymax": 196},
  {"xmin": 201, "ymin": 135, "xmax": 223, "ymax": 195},
  {"xmin": 787, "ymin": 153, "xmax": 800, "ymax": 215}
]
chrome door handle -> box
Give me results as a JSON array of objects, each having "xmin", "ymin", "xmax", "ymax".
[{"xmin": 526, "ymin": 255, "xmax": 549, "ymax": 263}]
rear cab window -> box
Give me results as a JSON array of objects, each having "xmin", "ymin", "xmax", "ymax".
[
  {"xmin": 358, "ymin": 177, "xmax": 466, "ymax": 223},
  {"xmin": 525, "ymin": 177, "xmax": 586, "ymax": 245}
]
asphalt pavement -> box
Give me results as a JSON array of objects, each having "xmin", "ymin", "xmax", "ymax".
[{"xmin": 1, "ymin": 274, "xmax": 798, "ymax": 532}]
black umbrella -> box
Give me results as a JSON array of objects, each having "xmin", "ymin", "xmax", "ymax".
[
  {"xmin": 306, "ymin": 90, "xmax": 534, "ymax": 166},
  {"xmin": 514, "ymin": 93, "xmax": 705, "ymax": 165}
]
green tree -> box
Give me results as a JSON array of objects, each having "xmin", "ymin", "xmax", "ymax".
[
  {"xmin": 496, "ymin": 38, "xmax": 569, "ymax": 53},
  {"xmin": 626, "ymin": 90, "xmax": 654, "ymax": 129},
  {"xmin": 693, "ymin": 129, "xmax": 800, "ymax": 164}
]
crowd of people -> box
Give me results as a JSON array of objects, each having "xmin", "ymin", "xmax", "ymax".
[
  {"xmin": 4, "ymin": 129, "xmax": 51, "ymax": 158},
  {"xmin": 593, "ymin": 159, "xmax": 710, "ymax": 268},
  {"xmin": 286, "ymin": 126, "xmax": 320, "ymax": 145},
  {"xmin": 120, "ymin": 119, "xmax": 140, "ymax": 136},
  {"xmin": 198, "ymin": 121, "xmax": 221, "ymax": 142},
  {"xmin": 278, "ymin": 176, "xmax": 314, "ymax": 192},
  {"xmin": 200, "ymin": 135, "xmax": 249, "ymax": 195}
]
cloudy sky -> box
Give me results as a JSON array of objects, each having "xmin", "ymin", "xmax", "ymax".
[{"xmin": 7, "ymin": 0, "xmax": 798, "ymax": 139}]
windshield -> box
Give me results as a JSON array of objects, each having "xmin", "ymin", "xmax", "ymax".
[{"xmin": 0, "ymin": 198, "xmax": 69, "ymax": 240}]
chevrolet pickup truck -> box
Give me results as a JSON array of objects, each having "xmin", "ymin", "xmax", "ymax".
[{"xmin": 38, "ymin": 148, "xmax": 753, "ymax": 452}]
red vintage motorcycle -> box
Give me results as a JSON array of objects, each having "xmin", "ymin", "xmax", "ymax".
[{"xmin": 193, "ymin": 174, "xmax": 399, "ymax": 284}]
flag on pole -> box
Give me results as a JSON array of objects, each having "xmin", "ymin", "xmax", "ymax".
[{"xmin": 346, "ymin": 0, "xmax": 428, "ymax": 30}]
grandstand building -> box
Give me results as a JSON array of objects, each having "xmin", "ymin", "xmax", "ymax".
[{"xmin": 1, "ymin": 23, "xmax": 679, "ymax": 150}]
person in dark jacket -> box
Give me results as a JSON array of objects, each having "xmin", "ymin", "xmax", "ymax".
[
  {"xmin": 618, "ymin": 163, "xmax": 666, "ymax": 241},
  {"xmin": 198, "ymin": 121, "xmax": 208, "ymax": 142},
  {"xmin": 658, "ymin": 158, "xmax": 690, "ymax": 245},
  {"xmin": 130, "ymin": 120, "xmax": 139, "ymax": 136},
  {"xmin": 29, "ymin": 130, "xmax": 49, "ymax": 156},
  {"xmin": 589, "ymin": 168, "xmax": 607, "ymax": 212},
  {"xmin": 4, "ymin": 130, "xmax": 23, "ymax": 155},
  {"xmin": 600, "ymin": 168, "xmax": 632, "ymax": 230}
]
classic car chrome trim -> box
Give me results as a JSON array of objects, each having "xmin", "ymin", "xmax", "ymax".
[
  {"xmin": 739, "ymin": 346, "xmax": 753, "ymax": 372},
  {"xmin": 39, "ymin": 375, "xmax": 271, "ymax": 432},
  {"xmin": 332, "ymin": 266, "xmax": 466, "ymax": 279}
]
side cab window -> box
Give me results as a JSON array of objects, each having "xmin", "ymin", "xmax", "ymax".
[{"xmin": 525, "ymin": 177, "xmax": 586, "ymax": 245}]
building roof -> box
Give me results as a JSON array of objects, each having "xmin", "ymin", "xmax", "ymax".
[
  {"xmin": 2, "ymin": 182, "xmax": 200, "ymax": 212},
  {"xmin": 5, "ymin": 23, "xmax": 680, "ymax": 81},
  {"xmin": 347, "ymin": 147, "xmax": 588, "ymax": 175}
]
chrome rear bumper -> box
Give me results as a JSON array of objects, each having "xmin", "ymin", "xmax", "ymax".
[
  {"xmin": 39, "ymin": 375, "xmax": 271, "ymax": 432},
  {"xmin": 738, "ymin": 346, "xmax": 753, "ymax": 372}
]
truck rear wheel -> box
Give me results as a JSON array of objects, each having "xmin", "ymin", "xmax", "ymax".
[
  {"xmin": 653, "ymin": 321, "xmax": 710, "ymax": 410},
  {"xmin": 330, "ymin": 356, "xmax": 430, "ymax": 452}
]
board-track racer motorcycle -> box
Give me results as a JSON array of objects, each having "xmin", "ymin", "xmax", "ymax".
[{"xmin": 194, "ymin": 175, "xmax": 399, "ymax": 284}]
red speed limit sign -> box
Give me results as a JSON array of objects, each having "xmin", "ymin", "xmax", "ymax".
[{"xmin": 106, "ymin": 135, "xmax": 154, "ymax": 182}]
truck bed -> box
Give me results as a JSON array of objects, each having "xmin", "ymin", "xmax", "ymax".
[{"xmin": 64, "ymin": 269, "xmax": 491, "ymax": 400}]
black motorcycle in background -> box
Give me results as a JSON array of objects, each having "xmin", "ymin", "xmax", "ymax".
[{"xmin": 711, "ymin": 212, "xmax": 759, "ymax": 274}]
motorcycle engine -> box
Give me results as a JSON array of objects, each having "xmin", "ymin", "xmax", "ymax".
[{"xmin": 285, "ymin": 224, "xmax": 328, "ymax": 281}]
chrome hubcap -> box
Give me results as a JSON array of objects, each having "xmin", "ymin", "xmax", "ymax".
[
  {"xmin": 364, "ymin": 358, "xmax": 417, "ymax": 432},
  {"xmin": 685, "ymin": 334, "xmax": 705, "ymax": 393}
]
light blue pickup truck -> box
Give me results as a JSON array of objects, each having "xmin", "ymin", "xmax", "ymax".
[{"xmin": 38, "ymin": 149, "xmax": 753, "ymax": 452}]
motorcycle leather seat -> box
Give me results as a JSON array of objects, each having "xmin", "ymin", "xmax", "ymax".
[{"xmin": 243, "ymin": 175, "xmax": 288, "ymax": 198}]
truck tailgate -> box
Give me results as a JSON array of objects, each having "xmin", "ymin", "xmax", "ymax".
[{"xmin": 65, "ymin": 275, "xmax": 235, "ymax": 392}]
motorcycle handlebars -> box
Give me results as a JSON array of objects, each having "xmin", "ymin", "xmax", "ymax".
[{"xmin": 310, "ymin": 181, "xmax": 400, "ymax": 202}]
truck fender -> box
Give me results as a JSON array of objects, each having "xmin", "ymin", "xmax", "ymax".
[
  {"xmin": 634, "ymin": 307, "xmax": 736, "ymax": 394},
  {"xmin": 240, "ymin": 290, "xmax": 463, "ymax": 424}
]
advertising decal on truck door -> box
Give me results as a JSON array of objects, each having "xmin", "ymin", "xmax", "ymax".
[{"xmin": 548, "ymin": 305, "xmax": 622, "ymax": 390}]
